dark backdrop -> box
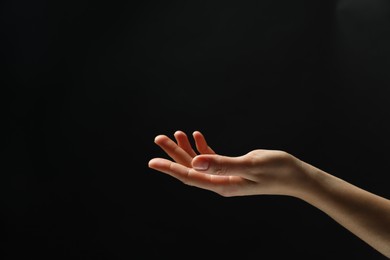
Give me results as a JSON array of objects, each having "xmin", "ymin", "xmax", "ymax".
[{"xmin": 2, "ymin": 0, "xmax": 390, "ymax": 259}]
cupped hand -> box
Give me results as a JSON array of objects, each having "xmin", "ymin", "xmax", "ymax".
[{"xmin": 148, "ymin": 130, "xmax": 313, "ymax": 198}]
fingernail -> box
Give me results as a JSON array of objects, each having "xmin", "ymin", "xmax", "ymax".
[{"xmin": 193, "ymin": 159, "xmax": 209, "ymax": 171}]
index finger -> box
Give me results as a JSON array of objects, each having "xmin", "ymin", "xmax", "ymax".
[{"xmin": 154, "ymin": 135, "xmax": 193, "ymax": 167}]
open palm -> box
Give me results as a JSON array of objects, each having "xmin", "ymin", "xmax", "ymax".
[{"xmin": 148, "ymin": 130, "xmax": 255, "ymax": 196}]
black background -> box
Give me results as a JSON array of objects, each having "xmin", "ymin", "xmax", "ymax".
[{"xmin": 2, "ymin": 0, "xmax": 390, "ymax": 259}]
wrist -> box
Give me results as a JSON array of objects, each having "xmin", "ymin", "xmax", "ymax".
[{"xmin": 289, "ymin": 160, "xmax": 329, "ymax": 201}]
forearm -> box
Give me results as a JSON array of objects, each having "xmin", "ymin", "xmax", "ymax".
[
  {"xmin": 298, "ymin": 163, "xmax": 390, "ymax": 258},
  {"xmin": 150, "ymin": 132, "xmax": 390, "ymax": 256}
]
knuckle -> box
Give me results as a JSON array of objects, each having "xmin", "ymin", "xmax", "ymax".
[
  {"xmin": 214, "ymin": 156, "xmax": 228, "ymax": 175},
  {"xmin": 215, "ymin": 167, "xmax": 227, "ymax": 175}
]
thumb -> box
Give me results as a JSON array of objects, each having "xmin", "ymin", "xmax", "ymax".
[{"xmin": 191, "ymin": 154, "xmax": 248, "ymax": 177}]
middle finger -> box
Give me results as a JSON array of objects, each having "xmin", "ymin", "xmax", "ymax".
[{"xmin": 174, "ymin": 130, "xmax": 197, "ymax": 157}]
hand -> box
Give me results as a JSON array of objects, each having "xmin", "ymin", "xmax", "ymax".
[
  {"xmin": 148, "ymin": 131, "xmax": 390, "ymax": 258},
  {"xmin": 148, "ymin": 130, "xmax": 314, "ymax": 198}
]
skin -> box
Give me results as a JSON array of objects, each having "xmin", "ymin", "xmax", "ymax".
[{"xmin": 148, "ymin": 130, "xmax": 390, "ymax": 258}]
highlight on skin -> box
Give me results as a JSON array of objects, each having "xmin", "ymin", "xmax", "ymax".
[{"xmin": 148, "ymin": 130, "xmax": 390, "ymax": 258}]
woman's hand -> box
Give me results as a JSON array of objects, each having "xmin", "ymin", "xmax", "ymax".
[
  {"xmin": 148, "ymin": 130, "xmax": 390, "ymax": 257},
  {"xmin": 148, "ymin": 130, "xmax": 314, "ymax": 198}
]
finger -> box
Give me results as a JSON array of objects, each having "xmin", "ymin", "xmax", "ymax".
[
  {"xmin": 191, "ymin": 154, "xmax": 255, "ymax": 180},
  {"xmin": 174, "ymin": 130, "xmax": 197, "ymax": 157},
  {"xmin": 148, "ymin": 158, "xmax": 247, "ymax": 195},
  {"xmin": 192, "ymin": 131, "xmax": 215, "ymax": 154},
  {"xmin": 154, "ymin": 135, "xmax": 193, "ymax": 167}
]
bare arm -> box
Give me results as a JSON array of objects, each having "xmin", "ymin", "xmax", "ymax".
[
  {"xmin": 148, "ymin": 130, "xmax": 390, "ymax": 258},
  {"xmin": 299, "ymin": 164, "xmax": 390, "ymax": 257}
]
